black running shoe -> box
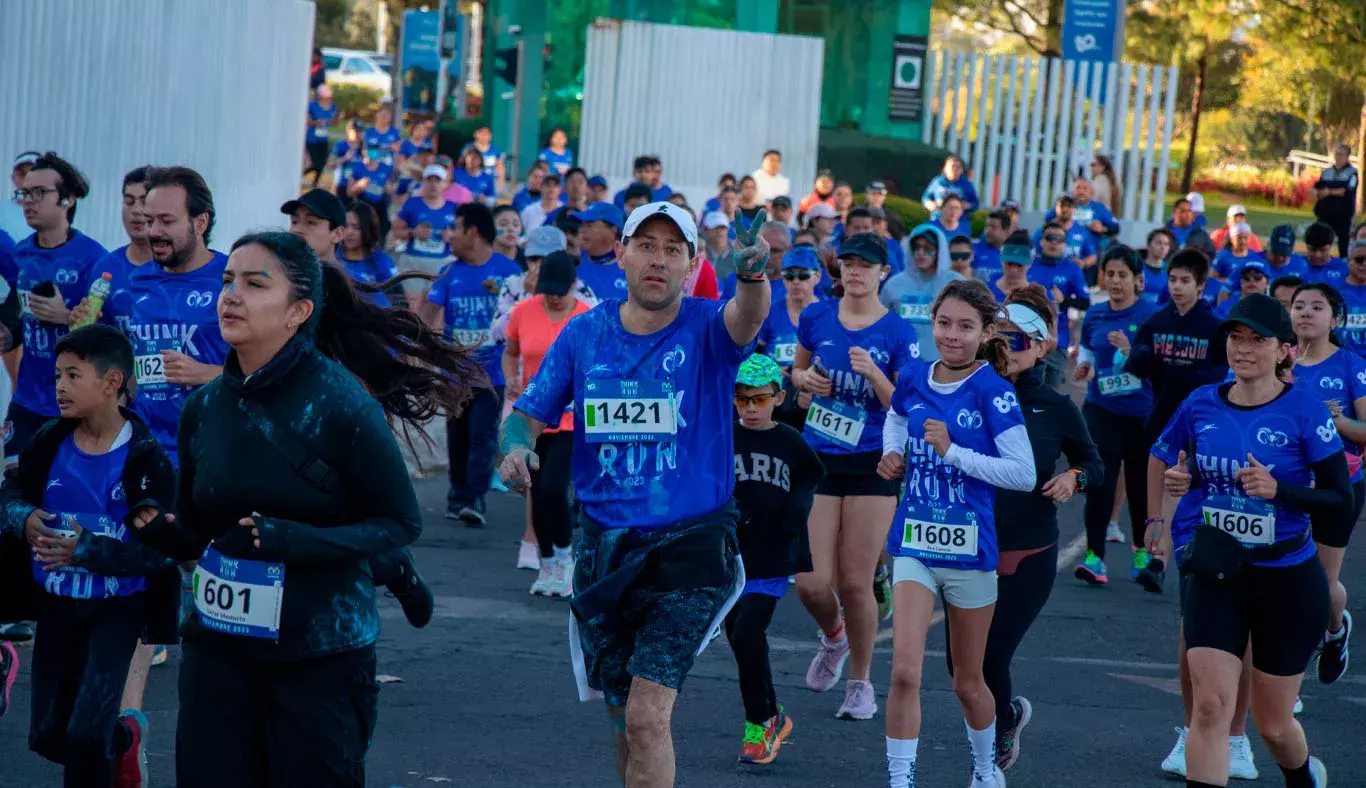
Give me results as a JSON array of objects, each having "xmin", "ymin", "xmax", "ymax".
[
  {"xmin": 0, "ymin": 622, "xmax": 34, "ymax": 642},
  {"xmin": 1137, "ymin": 557, "xmax": 1166, "ymax": 594},
  {"xmin": 386, "ymin": 552, "xmax": 435, "ymax": 629},
  {"xmin": 1318, "ymin": 609, "xmax": 1352, "ymax": 685},
  {"xmin": 996, "ymin": 695, "xmax": 1032, "ymax": 771}
]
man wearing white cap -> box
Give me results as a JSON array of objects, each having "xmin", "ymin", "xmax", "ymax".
[
  {"xmin": 519, "ymin": 172, "xmax": 563, "ymax": 232},
  {"xmin": 499, "ymin": 203, "xmax": 773, "ymax": 787},
  {"xmin": 1211, "ymin": 219, "xmax": 1266, "ymax": 282},
  {"xmin": 392, "ymin": 164, "xmax": 458, "ymax": 277},
  {"xmin": 1209, "ymin": 203, "xmax": 1263, "ymax": 256},
  {"xmin": 701, "ymin": 210, "xmax": 736, "ymax": 283},
  {"xmin": 805, "ymin": 202, "xmax": 837, "ymax": 246}
]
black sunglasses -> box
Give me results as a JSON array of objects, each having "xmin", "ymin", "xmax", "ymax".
[
  {"xmin": 1353, "ymin": 257, "xmax": 1366, "ymax": 265},
  {"xmin": 1001, "ymin": 331, "xmax": 1032, "ymax": 352},
  {"xmin": 1042, "ymin": 234, "xmax": 1066, "ymax": 243},
  {"xmin": 949, "ymin": 251, "xmax": 973, "ymax": 262},
  {"xmin": 782, "ymin": 270, "xmax": 815, "ymax": 281}
]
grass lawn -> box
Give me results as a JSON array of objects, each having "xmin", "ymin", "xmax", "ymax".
[{"xmin": 1162, "ymin": 191, "xmax": 1315, "ymax": 240}]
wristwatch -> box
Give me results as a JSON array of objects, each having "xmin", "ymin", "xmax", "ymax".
[{"xmin": 1068, "ymin": 467, "xmax": 1088, "ymax": 492}]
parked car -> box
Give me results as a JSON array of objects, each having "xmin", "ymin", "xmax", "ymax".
[{"xmin": 322, "ymin": 48, "xmax": 392, "ymax": 101}]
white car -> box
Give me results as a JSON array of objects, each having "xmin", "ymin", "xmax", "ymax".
[{"xmin": 322, "ymin": 48, "xmax": 392, "ymax": 101}]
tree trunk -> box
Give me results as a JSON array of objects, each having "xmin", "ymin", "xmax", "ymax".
[
  {"xmin": 1044, "ymin": 0, "xmax": 1064, "ymax": 58},
  {"xmin": 1180, "ymin": 41, "xmax": 1209, "ymax": 196}
]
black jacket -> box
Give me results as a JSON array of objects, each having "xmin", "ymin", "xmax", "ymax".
[
  {"xmin": 135, "ymin": 335, "xmax": 421, "ymax": 663},
  {"xmin": 1127, "ymin": 298, "xmax": 1228, "ymax": 438},
  {"xmin": 994, "ymin": 366, "xmax": 1103, "ymax": 552},
  {"xmin": 0, "ymin": 408, "xmax": 181, "ymax": 644},
  {"xmin": 732, "ymin": 423, "xmax": 825, "ymax": 579}
]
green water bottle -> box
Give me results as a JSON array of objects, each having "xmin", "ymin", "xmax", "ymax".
[{"xmin": 73, "ymin": 272, "xmax": 112, "ymax": 329}]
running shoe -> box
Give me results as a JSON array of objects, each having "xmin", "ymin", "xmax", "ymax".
[
  {"xmin": 1074, "ymin": 550, "xmax": 1108, "ymax": 585},
  {"xmin": 1295, "ymin": 696, "xmax": 1304, "ymax": 715},
  {"xmin": 970, "ymin": 765, "xmax": 1007, "ymax": 787},
  {"xmin": 1308, "ymin": 755, "xmax": 1327, "ymax": 787},
  {"xmin": 738, "ymin": 709, "xmax": 793, "ymax": 765},
  {"xmin": 1317, "ymin": 609, "xmax": 1352, "ymax": 685},
  {"xmin": 151, "ymin": 645, "xmax": 168, "ymax": 666},
  {"xmin": 385, "ymin": 551, "xmax": 435, "ymax": 628},
  {"xmin": 0, "ymin": 642, "xmax": 17, "ymax": 722},
  {"xmin": 873, "ymin": 563, "xmax": 893, "ymax": 621},
  {"xmin": 1105, "ymin": 521, "xmax": 1124, "ymax": 543},
  {"xmin": 458, "ymin": 499, "xmax": 487, "ymax": 528},
  {"xmin": 804, "ymin": 634, "xmax": 850, "ymax": 692},
  {"xmin": 1229, "ymin": 733, "xmax": 1258, "ymax": 781},
  {"xmin": 445, "ymin": 499, "xmax": 468, "ymax": 521},
  {"xmin": 490, "ymin": 474, "xmax": 509, "ymax": 493},
  {"xmin": 835, "ymin": 678, "xmax": 876, "ymax": 720},
  {"xmin": 114, "ymin": 709, "xmax": 149, "ymax": 788},
  {"xmin": 0, "ymin": 621, "xmax": 34, "ymax": 642},
  {"xmin": 529, "ymin": 562, "xmax": 554, "ymax": 596},
  {"xmin": 1130, "ymin": 548, "xmax": 1151, "ymax": 582},
  {"xmin": 548, "ymin": 557, "xmax": 574, "ymax": 599},
  {"xmin": 516, "ymin": 540, "xmax": 539, "ymax": 570},
  {"xmin": 996, "ymin": 695, "xmax": 1032, "ymax": 771},
  {"xmin": 1160, "ymin": 726, "xmax": 1187, "ymax": 778},
  {"xmin": 1137, "ymin": 556, "xmax": 1166, "ymax": 594}
]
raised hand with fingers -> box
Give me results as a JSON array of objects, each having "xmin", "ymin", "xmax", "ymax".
[{"xmin": 731, "ymin": 209, "xmax": 771, "ymax": 281}]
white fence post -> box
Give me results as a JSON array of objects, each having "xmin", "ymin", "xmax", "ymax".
[{"xmin": 1153, "ymin": 65, "xmax": 1180, "ymax": 225}]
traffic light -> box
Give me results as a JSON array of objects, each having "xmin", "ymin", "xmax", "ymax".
[{"xmin": 495, "ymin": 46, "xmax": 518, "ymax": 87}]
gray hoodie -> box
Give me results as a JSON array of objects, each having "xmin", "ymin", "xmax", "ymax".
[{"xmin": 881, "ymin": 223, "xmax": 962, "ymax": 362}]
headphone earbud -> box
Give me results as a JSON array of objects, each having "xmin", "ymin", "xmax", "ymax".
[{"xmin": 58, "ymin": 198, "xmax": 69, "ymax": 206}]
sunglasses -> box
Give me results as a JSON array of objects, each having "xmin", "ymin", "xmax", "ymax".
[
  {"xmin": 734, "ymin": 393, "xmax": 775, "ymax": 408},
  {"xmin": 1042, "ymin": 234, "xmax": 1066, "ymax": 243},
  {"xmin": 1352, "ymin": 257, "xmax": 1366, "ymax": 265},
  {"xmin": 1001, "ymin": 331, "xmax": 1033, "ymax": 352},
  {"xmin": 949, "ymin": 251, "xmax": 973, "ymax": 262},
  {"xmin": 911, "ymin": 243, "xmax": 936, "ymax": 255},
  {"xmin": 782, "ymin": 270, "xmax": 814, "ymax": 281}
]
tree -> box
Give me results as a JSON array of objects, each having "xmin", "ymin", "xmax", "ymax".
[{"xmin": 935, "ymin": 0, "xmax": 1064, "ymax": 57}]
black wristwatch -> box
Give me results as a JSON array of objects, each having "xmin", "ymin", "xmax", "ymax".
[{"xmin": 1068, "ymin": 467, "xmax": 1088, "ymax": 492}]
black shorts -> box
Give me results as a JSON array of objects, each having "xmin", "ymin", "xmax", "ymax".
[
  {"xmin": 4, "ymin": 402, "xmax": 50, "ymax": 464},
  {"xmin": 1312, "ymin": 477, "xmax": 1364, "ymax": 549},
  {"xmin": 1183, "ymin": 557, "xmax": 1329, "ymax": 676},
  {"xmin": 815, "ymin": 450, "xmax": 899, "ymax": 498},
  {"xmin": 305, "ymin": 141, "xmax": 329, "ymax": 174}
]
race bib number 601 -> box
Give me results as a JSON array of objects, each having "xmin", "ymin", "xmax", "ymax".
[{"xmin": 192, "ymin": 546, "xmax": 285, "ymax": 640}]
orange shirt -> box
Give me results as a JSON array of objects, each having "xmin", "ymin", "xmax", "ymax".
[{"xmin": 506, "ymin": 294, "xmax": 592, "ymax": 432}]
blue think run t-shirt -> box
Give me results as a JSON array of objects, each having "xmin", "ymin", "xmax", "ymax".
[
  {"xmin": 88, "ymin": 245, "xmax": 150, "ymax": 335},
  {"xmin": 34, "ymin": 425, "xmax": 144, "ymax": 599},
  {"xmin": 397, "ymin": 197, "xmax": 457, "ymax": 259},
  {"xmin": 796, "ymin": 299, "xmax": 919, "ymax": 455},
  {"xmin": 514, "ymin": 298, "xmax": 755, "ymax": 529},
  {"xmin": 427, "ymin": 253, "xmax": 521, "ymax": 386},
  {"xmin": 1080, "ymin": 299, "xmax": 1159, "ymax": 417},
  {"xmin": 1151, "ymin": 383, "xmax": 1342, "ymax": 567},
  {"xmin": 1288, "ymin": 348, "xmax": 1366, "ymax": 483},
  {"xmin": 6, "ymin": 230, "xmax": 107, "ymax": 417}
]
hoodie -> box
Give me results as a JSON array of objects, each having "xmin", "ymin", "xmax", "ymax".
[
  {"xmin": 883, "ymin": 224, "xmax": 962, "ymax": 363},
  {"xmin": 1126, "ymin": 297, "xmax": 1228, "ymax": 438}
]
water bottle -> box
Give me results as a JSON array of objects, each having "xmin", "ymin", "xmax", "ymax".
[{"xmin": 72, "ymin": 273, "xmax": 112, "ymax": 329}]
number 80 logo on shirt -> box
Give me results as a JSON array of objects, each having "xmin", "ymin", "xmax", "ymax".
[{"xmin": 992, "ymin": 391, "xmax": 1019, "ymax": 414}]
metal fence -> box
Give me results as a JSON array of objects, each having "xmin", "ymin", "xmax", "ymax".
[
  {"xmin": 921, "ymin": 51, "xmax": 1179, "ymax": 229},
  {"xmin": 0, "ymin": 0, "xmax": 316, "ymax": 250}
]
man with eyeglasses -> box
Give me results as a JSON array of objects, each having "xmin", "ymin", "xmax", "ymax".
[
  {"xmin": 1301, "ymin": 221, "xmax": 1349, "ymax": 287},
  {"xmin": 1, "ymin": 153, "xmax": 106, "ymax": 475},
  {"xmin": 1034, "ymin": 195, "xmax": 1097, "ymax": 274},
  {"xmin": 948, "ymin": 235, "xmax": 975, "ymax": 279},
  {"xmin": 1027, "ymin": 220, "xmax": 1091, "ymax": 384},
  {"xmin": 0, "ymin": 152, "xmax": 38, "ymax": 240},
  {"xmin": 1338, "ymin": 241, "xmax": 1366, "ymax": 357}
]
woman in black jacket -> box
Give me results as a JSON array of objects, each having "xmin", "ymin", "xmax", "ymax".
[
  {"xmin": 944, "ymin": 284, "xmax": 1103, "ymax": 773},
  {"xmin": 131, "ymin": 231, "xmax": 478, "ymax": 788}
]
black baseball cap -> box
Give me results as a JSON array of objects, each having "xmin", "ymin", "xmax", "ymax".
[
  {"xmin": 535, "ymin": 250, "xmax": 578, "ymax": 297},
  {"xmin": 1269, "ymin": 224, "xmax": 1296, "ymax": 255},
  {"xmin": 838, "ymin": 232, "xmax": 888, "ymax": 267},
  {"xmin": 281, "ymin": 188, "xmax": 346, "ymax": 229},
  {"xmin": 1219, "ymin": 293, "xmax": 1293, "ymax": 343},
  {"xmin": 624, "ymin": 182, "xmax": 653, "ymax": 202},
  {"xmin": 771, "ymin": 195, "xmax": 793, "ymax": 209}
]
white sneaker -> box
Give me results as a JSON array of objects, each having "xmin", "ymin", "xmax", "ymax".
[
  {"xmin": 1308, "ymin": 755, "xmax": 1328, "ymax": 787},
  {"xmin": 1294, "ymin": 695, "xmax": 1305, "ymax": 715},
  {"xmin": 969, "ymin": 765, "xmax": 1006, "ymax": 788},
  {"xmin": 516, "ymin": 540, "xmax": 539, "ymax": 570},
  {"xmin": 548, "ymin": 557, "xmax": 574, "ymax": 598},
  {"xmin": 1228, "ymin": 734, "xmax": 1258, "ymax": 780},
  {"xmin": 1161, "ymin": 726, "xmax": 1188, "ymax": 778},
  {"xmin": 1105, "ymin": 521, "xmax": 1124, "ymax": 543},
  {"xmin": 529, "ymin": 563, "xmax": 553, "ymax": 596}
]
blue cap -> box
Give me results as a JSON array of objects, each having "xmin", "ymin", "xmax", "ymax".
[
  {"xmin": 572, "ymin": 201, "xmax": 624, "ymax": 229},
  {"xmin": 587, "ymin": 175, "xmax": 608, "ymax": 189},
  {"xmin": 1269, "ymin": 224, "xmax": 1296, "ymax": 256},
  {"xmin": 1239, "ymin": 259, "xmax": 1271, "ymax": 278},
  {"xmin": 781, "ymin": 247, "xmax": 822, "ymax": 271}
]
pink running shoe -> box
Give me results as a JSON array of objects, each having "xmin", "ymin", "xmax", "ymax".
[
  {"xmin": 836, "ymin": 679, "xmax": 877, "ymax": 721},
  {"xmin": 805, "ymin": 634, "xmax": 850, "ymax": 692}
]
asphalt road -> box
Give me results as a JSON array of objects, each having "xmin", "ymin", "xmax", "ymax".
[{"xmin": 2, "ymin": 478, "xmax": 1364, "ymax": 787}]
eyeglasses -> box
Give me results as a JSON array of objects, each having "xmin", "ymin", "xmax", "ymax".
[
  {"xmin": 12, "ymin": 187, "xmax": 56, "ymax": 204},
  {"xmin": 734, "ymin": 393, "xmax": 775, "ymax": 408},
  {"xmin": 949, "ymin": 251, "xmax": 973, "ymax": 262},
  {"xmin": 1042, "ymin": 234, "xmax": 1066, "ymax": 243},
  {"xmin": 782, "ymin": 270, "xmax": 814, "ymax": 281},
  {"xmin": 1353, "ymin": 257, "xmax": 1366, "ymax": 265},
  {"xmin": 1001, "ymin": 331, "xmax": 1033, "ymax": 352},
  {"xmin": 911, "ymin": 243, "xmax": 936, "ymax": 255}
]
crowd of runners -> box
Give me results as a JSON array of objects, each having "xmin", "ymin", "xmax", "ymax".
[{"xmin": 0, "ymin": 92, "xmax": 1358, "ymax": 788}]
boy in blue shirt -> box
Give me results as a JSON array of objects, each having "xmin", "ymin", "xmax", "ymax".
[{"xmin": 0, "ymin": 325, "xmax": 178, "ymax": 787}]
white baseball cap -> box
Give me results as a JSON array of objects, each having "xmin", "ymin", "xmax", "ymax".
[
  {"xmin": 422, "ymin": 164, "xmax": 449, "ymax": 181},
  {"xmin": 1185, "ymin": 192, "xmax": 1205, "ymax": 213},
  {"xmin": 623, "ymin": 202, "xmax": 698, "ymax": 250},
  {"xmin": 701, "ymin": 211, "xmax": 731, "ymax": 230},
  {"xmin": 806, "ymin": 203, "xmax": 837, "ymax": 221},
  {"xmin": 1227, "ymin": 204, "xmax": 1247, "ymax": 219},
  {"xmin": 1232, "ymin": 221, "xmax": 1252, "ymax": 237}
]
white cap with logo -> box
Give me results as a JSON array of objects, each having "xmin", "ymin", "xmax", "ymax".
[
  {"xmin": 422, "ymin": 164, "xmax": 449, "ymax": 181},
  {"xmin": 623, "ymin": 202, "xmax": 698, "ymax": 250}
]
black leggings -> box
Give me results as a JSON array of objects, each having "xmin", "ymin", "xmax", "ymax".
[
  {"xmin": 529, "ymin": 430, "xmax": 574, "ymax": 557},
  {"xmin": 944, "ymin": 543, "xmax": 1058, "ymax": 730},
  {"xmin": 1083, "ymin": 403, "xmax": 1150, "ymax": 558},
  {"xmin": 724, "ymin": 592, "xmax": 780, "ymax": 725}
]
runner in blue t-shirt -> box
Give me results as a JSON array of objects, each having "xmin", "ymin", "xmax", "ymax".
[
  {"xmin": 1141, "ymin": 226, "xmax": 1175, "ymax": 304},
  {"xmin": 878, "ymin": 278, "xmax": 1034, "ymax": 788},
  {"xmin": 1147, "ymin": 294, "xmax": 1347, "ymax": 788},
  {"xmin": 499, "ymin": 203, "xmax": 773, "ymax": 782},
  {"xmin": 572, "ymin": 202, "xmax": 628, "ymax": 300},
  {"xmin": 328, "ymin": 120, "xmax": 365, "ymax": 196},
  {"xmin": 1301, "ymin": 221, "xmax": 1348, "ymax": 286},
  {"xmin": 393, "ymin": 165, "xmax": 457, "ymax": 269},
  {"xmin": 1288, "ymin": 281, "xmax": 1365, "ymax": 686},
  {"xmin": 363, "ymin": 106, "xmax": 402, "ymax": 167},
  {"xmin": 470, "ymin": 125, "xmax": 504, "ymax": 182},
  {"xmin": 791, "ymin": 233, "xmax": 918, "ymax": 722},
  {"xmin": 973, "ymin": 211, "xmax": 1010, "ymax": 283},
  {"xmin": 1214, "ymin": 260, "xmax": 1271, "ymax": 320},
  {"xmin": 1033, "ymin": 195, "xmax": 1098, "ymax": 268},
  {"xmin": 537, "ymin": 128, "xmax": 574, "ymax": 175},
  {"xmin": 1211, "ymin": 223, "xmax": 1265, "ymax": 281},
  {"xmin": 758, "ymin": 246, "xmax": 823, "ymax": 430},
  {"xmin": 303, "ymin": 86, "xmax": 338, "ymax": 186},
  {"xmin": 3, "ymin": 153, "xmax": 106, "ymax": 465},
  {"xmin": 1071, "ymin": 247, "xmax": 1161, "ymax": 587},
  {"xmin": 1026, "ymin": 222, "xmax": 1090, "ymax": 383},
  {"xmin": 79, "ymin": 167, "xmax": 156, "ymax": 337},
  {"xmin": 1336, "ymin": 241, "xmax": 1366, "ymax": 358},
  {"xmin": 344, "ymin": 148, "xmax": 394, "ymax": 240},
  {"xmin": 339, "ymin": 201, "xmax": 401, "ymax": 308},
  {"xmin": 394, "ymin": 118, "xmax": 435, "ymax": 198},
  {"xmin": 422, "ymin": 203, "xmax": 521, "ymax": 525},
  {"xmin": 453, "ymin": 146, "xmax": 496, "ymax": 204}
]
